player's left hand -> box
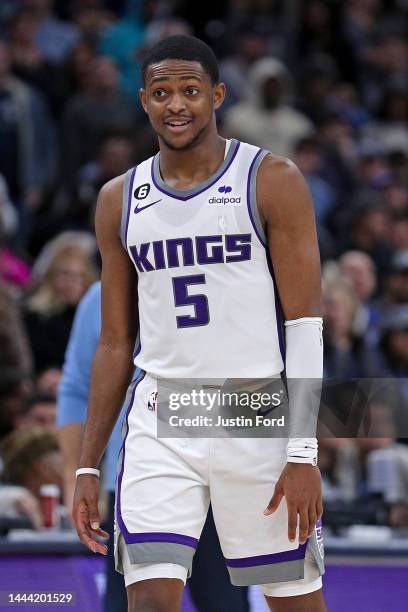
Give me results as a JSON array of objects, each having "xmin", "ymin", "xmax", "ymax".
[{"xmin": 264, "ymin": 463, "xmax": 323, "ymax": 545}]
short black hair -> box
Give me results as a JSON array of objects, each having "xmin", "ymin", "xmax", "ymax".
[
  {"xmin": 23, "ymin": 393, "xmax": 56, "ymax": 415},
  {"xmin": 141, "ymin": 35, "xmax": 219, "ymax": 86}
]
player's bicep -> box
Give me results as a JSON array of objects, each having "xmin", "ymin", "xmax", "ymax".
[
  {"xmin": 258, "ymin": 157, "xmax": 322, "ymax": 320},
  {"xmin": 95, "ymin": 179, "xmax": 138, "ymax": 346}
]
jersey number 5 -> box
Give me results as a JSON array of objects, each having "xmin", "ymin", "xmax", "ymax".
[{"xmin": 172, "ymin": 275, "xmax": 210, "ymax": 328}]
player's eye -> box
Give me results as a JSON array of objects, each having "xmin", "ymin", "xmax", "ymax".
[
  {"xmin": 186, "ymin": 87, "xmax": 199, "ymax": 95},
  {"xmin": 153, "ymin": 89, "xmax": 166, "ymax": 97}
]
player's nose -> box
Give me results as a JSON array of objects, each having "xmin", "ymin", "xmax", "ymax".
[{"xmin": 166, "ymin": 92, "xmax": 187, "ymax": 114}]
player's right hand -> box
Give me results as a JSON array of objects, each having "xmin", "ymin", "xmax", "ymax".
[{"xmin": 73, "ymin": 475, "xmax": 109, "ymax": 555}]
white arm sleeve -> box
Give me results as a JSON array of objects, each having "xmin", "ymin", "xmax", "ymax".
[{"xmin": 284, "ymin": 317, "xmax": 323, "ymax": 465}]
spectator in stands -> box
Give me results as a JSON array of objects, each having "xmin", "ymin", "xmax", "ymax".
[
  {"xmin": 361, "ymin": 30, "xmax": 407, "ymax": 112},
  {"xmin": 144, "ymin": 17, "xmax": 192, "ymax": 52},
  {"xmin": 68, "ymin": 132, "xmax": 135, "ymax": 230},
  {"xmin": 97, "ymin": 0, "xmax": 146, "ymax": 103},
  {"xmin": 296, "ymin": 1, "xmax": 337, "ymax": 58},
  {"xmin": 366, "ymin": 406, "xmax": 408, "ymax": 513},
  {"xmin": 381, "ymin": 250, "xmax": 408, "ymax": 310},
  {"xmin": 356, "ymin": 143, "xmax": 393, "ymax": 190},
  {"xmin": 61, "ymin": 56, "xmax": 137, "ymax": 188},
  {"xmin": 0, "ymin": 173, "xmax": 18, "ymax": 239},
  {"xmin": 71, "ymin": 2, "xmax": 115, "ymax": 50},
  {"xmin": 0, "ymin": 283, "xmax": 33, "ymax": 374},
  {"xmin": 385, "ymin": 178, "xmax": 408, "ymax": 212},
  {"xmin": 338, "ymin": 250, "xmax": 379, "ymax": 345},
  {"xmin": 296, "ymin": 56, "xmax": 339, "ymax": 126},
  {"xmin": 0, "ymin": 40, "xmax": 56, "ymax": 214},
  {"xmin": 223, "ymin": 57, "xmax": 314, "ymax": 156},
  {"xmin": 327, "ymin": 81, "xmax": 370, "ymax": 129},
  {"xmin": 0, "ymin": 218, "xmax": 31, "ymax": 292},
  {"xmin": 293, "ymin": 136, "xmax": 336, "ymax": 225},
  {"xmin": 0, "ymin": 175, "xmax": 30, "ymax": 293},
  {"xmin": 321, "ymin": 399, "xmax": 408, "ymax": 504},
  {"xmin": 363, "ymin": 86, "xmax": 408, "ymax": 157},
  {"xmin": 348, "ymin": 204, "xmax": 393, "ymax": 276},
  {"xmin": 36, "ymin": 367, "xmax": 62, "ymax": 397},
  {"xmin": 218, "ymin": 26, "xmax": 269, "ymax": 117},
  {"xmin": 0, "ymin": 370, "xmax": 32, "ymax": 441},
  {"xmin": 0, "ymin": 427, "xmax": 62, "ymax": 499},
  {"xmin": 319, "ymin": 432, "xmax": 394, "ymax": 503},
  {"xmin": 0, "ymin": 483, "xmax": 43, "ymax": 529},
  {"xmin": 18, "ymin": 393, "xmax": 56, "ymax": 432},
  {"xmin": 8, "ymin": 9, "xmax": 69, "ymax": 117},
  {"xmin": 322, "ymin": 275, "xmax": 373, "ymax": 378},
  {"xmin": 391, "ymin": 217, "xmax": 408, "ymax": 251},
  {"xmin": 340, "ymin": 0, "xmax": 382, "ymax": 85},
  {"xmin": 388, "ymin": 150, "xmax": 408, "ymax": 185},
  {"xmin": 378, "ymin": 306, "xmax": 408, "ymax": 380},
  {"xmin": 317, "ymin": 112, "xmax": 357, "ymax": 203},
  {"xmin": 24, "ymin": 0, "xmax": 80, "ymax": 64},
  {"xmin": 63, "ymin": 42, "xmax": 96, "ymax": 97},
  {"xmin": 23, "ymin": 232, "xmax": 98, "ymax": 373}
]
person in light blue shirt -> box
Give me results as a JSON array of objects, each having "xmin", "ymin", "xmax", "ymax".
[
  {"xmin": 57, "ymin": 282, "xmax": 249, "ymax": 612},
  {"xmin": 57, "ymin": 281, "xmax": 126, "ymax": 493},
  {"xmin": 57, "ymin": 281, "xmax": 128, "ymax": 612}
]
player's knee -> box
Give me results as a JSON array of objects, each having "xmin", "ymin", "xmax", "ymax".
[
  {"xmin": 127, "ymin": 590, "xmax": 164, "ymax": 612},
  {"xmin": 265, "ymin": 590, "xmax": 327, "ymax": 612},
  {"xmin": 127, "ymin": 582, "xmax": 177, "ymax": 612}
]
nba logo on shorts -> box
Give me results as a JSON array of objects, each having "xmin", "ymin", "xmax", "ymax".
[
  {"xmin": 315, "ymin": 518, "xmax": 324, "ymax": 558},
  {"xmin": 148, "ymin": 391, "xmax": 158, "ymax": 411}
]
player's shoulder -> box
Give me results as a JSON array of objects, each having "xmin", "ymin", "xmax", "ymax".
[
  {"xmin": 236, "ymin": 139, "xmax": 303, "ymax": 187},
  {"xmin": 257, "ymin": 152, "xmax": 309, "ymax": 200},
  {"xmin": 258, "ymin": 152, "xmax": 302, "ymax": 186},
  {"xmin": 256, "ymin": 152, "xmax": 313, "ymax": 221},
  {"xmin": 95, "ymin": 171, "xmax": 132, "ymax": 237},
  {"xmin": 96, "ymin": 172, "xmax": 129, "ymax": 219},
  {"xmin": 98, "ymin": 172, "xmax": 127, "ymax": 202}
]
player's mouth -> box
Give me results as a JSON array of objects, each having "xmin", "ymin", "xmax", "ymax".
[{"xmin": 164, "ymin": 118, "xmax": 193, "ymax": 133}]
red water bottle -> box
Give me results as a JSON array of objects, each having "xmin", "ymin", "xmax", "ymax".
[{"xmin": 39, "ymin": 484, "xmax": 60, "ymax": 528}]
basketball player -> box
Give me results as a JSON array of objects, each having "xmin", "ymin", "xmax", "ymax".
[{"xmin": 73, "ymin": 35, "xmax": 327, "ymax": 612}]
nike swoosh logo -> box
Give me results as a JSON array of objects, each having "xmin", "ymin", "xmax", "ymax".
[
  {"xmin": 134, "ymin": 199, "xmax": 162, "ymax": 214},
  {"xmin": 256, "ymin": 402, "xmax": 282, "ymax": 417}
]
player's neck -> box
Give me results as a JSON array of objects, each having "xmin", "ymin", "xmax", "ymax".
[{"xmin": 158, "ymin": 131, "xmax": 226, "ymax": 190}]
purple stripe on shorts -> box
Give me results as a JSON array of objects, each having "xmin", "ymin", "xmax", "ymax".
[
  {"xmin": 116, "ymin": 370, "xmax": 145, "ymax": 538},
  {"xmin": 151, "ymin": 140, "xmax": 241, "ymax": 201},
  {"xmin": 125, "ymin": 532, "xmax": 198, "ymax": 548},
  {"xmin": 226, "ymin": 542, "xmax": 307, "ymax": 568},
  {"xmin": 124, "ymin": 165, "xmax": 137, "ymax": 246},
  {"xmin": 246, "ymin": 148, "xmax": 267, "ymax": 247}
]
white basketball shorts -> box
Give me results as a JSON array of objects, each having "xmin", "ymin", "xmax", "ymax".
[{"xmin": 114, "ymin": 371, "xmax": 324, "ymax": 595}]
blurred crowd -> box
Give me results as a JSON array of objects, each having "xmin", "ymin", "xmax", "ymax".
[{"xmin": 0, "ymin": 0, "xmax": 407, "ymax": 532}]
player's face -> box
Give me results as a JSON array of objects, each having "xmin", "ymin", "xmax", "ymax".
[{"xmin": 140, "ymin": 60, "xmax": 225, "ymax": 151}]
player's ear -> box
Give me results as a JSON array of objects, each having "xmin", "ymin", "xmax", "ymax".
[
  {"xmin": 213, "ymin": 82, "xmax": 226, "ymax": 110},
  {"xmin": 139, "ymin": 88, "xmax": 148, "ymax": 113}
]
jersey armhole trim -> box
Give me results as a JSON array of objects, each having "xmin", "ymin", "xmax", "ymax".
[
  {"xmin": 120, "ymin": 166, "xmax": 137, "ymax": 249},
  {"xmin": 247, "ymin": 149, "xmax": 269, "ymax": 247}
]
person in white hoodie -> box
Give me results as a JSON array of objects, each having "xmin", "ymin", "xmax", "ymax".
[{"xmin": 223, "ymin": 57, "xmax": 314, "ymax": 157}]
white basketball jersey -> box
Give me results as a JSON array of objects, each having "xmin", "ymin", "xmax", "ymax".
[{"xmin": 120, "ymin": 139, "xmax": 285, "ymax": 378}]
